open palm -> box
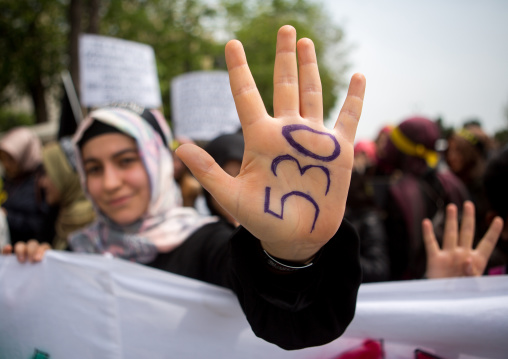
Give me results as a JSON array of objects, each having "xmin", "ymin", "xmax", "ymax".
[
  {"xmin": 177, "ymin": 25, "xmax": 366, "ymax": 262},
  {"xmin": 422, "ymin": 201, "xmax": 503, "ymax": 278}
]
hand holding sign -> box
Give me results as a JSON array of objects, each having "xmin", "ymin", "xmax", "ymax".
[{"xmin": 177, "ymin": 25, "xmax": 366, "ymax": 262}]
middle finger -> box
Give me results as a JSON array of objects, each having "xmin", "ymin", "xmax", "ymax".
[
  {"xmin": 459, "ymin": 201, "xmax": 475, "ymax": 248},
  {"xmin": 26, "ymin": 240, "xmax": 40, "ymax": 262},
  {"xmin": 297, "ymin": 38, "xmax": 322, "ymax": 121},
  {"xmin": 273, "ymin": 25, "xmax": 299, "ymax": 118},
  {"xmin": 443, "ymin": 203, "xmax": 458, "ymax": 250}
]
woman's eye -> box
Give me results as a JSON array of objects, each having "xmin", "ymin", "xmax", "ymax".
[
  {"xmin": 119, "ymin": 157, "xmax": 138, "ymax": 167},
  {"xmin": 85, "ymin": 165, "xmax": 101, "ymax": 175}
]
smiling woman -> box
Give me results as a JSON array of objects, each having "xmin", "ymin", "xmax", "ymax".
[
  {"xmin": 81, "ymin": 132, "xmax": 150, "ymax": 226},
  {"xmin": 66, "ymin": 103, "xmax": 363, "ymax": 349},
  {"xmin": 70, "ymin": 107, "xmax": 214, "ymax": 262}
]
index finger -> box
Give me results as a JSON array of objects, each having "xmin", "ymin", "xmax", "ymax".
[
  {"xmin": 422, "ymin": 218, "xmax": 440, "ymax": 256},
  {"xmin": 1, "ymin": 244, "xmax": 12, "ymax": 255},
  {"xmin": 333, "ymin": 73, "xmax": 366, "ymax": 143},
  {"xmin": 476, "ymin": 216, "xmax": 503, "ymax": 259},
  {"xmin": 226, "ymin": 39, "xmax": 267, "ymax": 127}
]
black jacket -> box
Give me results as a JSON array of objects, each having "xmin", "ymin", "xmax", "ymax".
[
  {"xmin": 1, "ymin": 173, "xmax": 48, "ymax": 244},
  {"xmin": 147, "ymin": 218, "xmax": 362, "ymax": 350}
]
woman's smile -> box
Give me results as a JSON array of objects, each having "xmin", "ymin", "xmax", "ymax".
[
  {"xmin": 81, "ymin": 132, "xmax": 151, "ymax": 226},
  {"xmin": 107, "ymin": 195, "xmax": 133, "ymax": 207}
]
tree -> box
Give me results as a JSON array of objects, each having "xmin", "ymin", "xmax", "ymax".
[
  {"xmin": 219, "ymin": 0, "xmax": 348, "ymax": 119},
  {"xmin": 1, "ymin": 0, "xmax": 347, "ymax": 129},
  {"xmin": 98, "ymin": 0, "xmax": 223, "ymax": 121},
  {"xmin": 435, "ymin": 117, "xmax": 453, "ymax": 139},
  {"xmin": 1, "ymin": 0, "xmax": 222, "ymax": 127},
  {"xmin": 0, "ymin": 0, "xmax": 68, "ymax": 125}
]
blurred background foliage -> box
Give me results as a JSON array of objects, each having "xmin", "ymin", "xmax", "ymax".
[
  {"xmin": 0, "ymin": 0, "xmax": 348, "ymax": 131},
  {"xmin": 0, "ymin": 0, "xmax": 67, "ymax": 127},
  {"xmin": 2, "ymin": 0, "xmax": 506, "ymax": 145}
]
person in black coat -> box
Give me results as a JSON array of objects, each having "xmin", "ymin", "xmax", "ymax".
[{"xmin": 0, "ymin": 127, "xmax": 48, "ymax": 245}]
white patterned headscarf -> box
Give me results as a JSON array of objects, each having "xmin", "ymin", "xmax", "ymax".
[{"xmin": 69, "ymin": 106, "xmax": 216, "ymax": 263}]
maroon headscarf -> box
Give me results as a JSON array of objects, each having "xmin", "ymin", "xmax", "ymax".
[{"xmin": 381, "ymin": 116, "xmax": 440, "ymax": 176}]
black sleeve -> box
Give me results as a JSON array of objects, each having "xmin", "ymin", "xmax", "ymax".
[
  {"xmin": 146, "ymin": 220, "xmax": 235, "ymax": 287},
  {"xmin": 147, "ymin": 219, "xmax": 362, "ymax": 350},
  {"xmin": 356, "ymin": 211, "xmax": 391, "ymax": 283},
  {"xmin": 3, "ymin": 176, "xmax": 48, "ymax": 244},
  {"xmin": 229, "ymin": 219, "xmax": 362, "ymax": 350},
  {"xmin": 35, "ymin": 205, "xmax": 59, "ymax": 246},
  {"xmin": 384, "ymin": 194, "xmax": 411, "ymax": 281}
]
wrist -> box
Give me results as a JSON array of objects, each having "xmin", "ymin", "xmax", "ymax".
[
  {"xmin": 260, "ymin": 241, "xmax": 319, "ymax": 265},
  {"xmin": 262, "ymin": 249, "xmax": 314, "ymax": 272}
]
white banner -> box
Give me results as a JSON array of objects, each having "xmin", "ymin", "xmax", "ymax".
[
  {"xmin": 79, "ymin": 34, "xmax": 162, "ymax": 108},
  {"xmin": 0, "ymin": 251, "xmax": 506, "ymax": 359},
  {"xmin": 170, "ymin": 71, "xmax": 241, "ymax": 141}
]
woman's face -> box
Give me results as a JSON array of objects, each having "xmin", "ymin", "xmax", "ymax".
[
  {"xmin": 81, "ymin": 133, "xmax": 151, "ymax": 226},
  {"xmin": 445, "ymin": 137, "xmax": 465, "ymax": 174}
]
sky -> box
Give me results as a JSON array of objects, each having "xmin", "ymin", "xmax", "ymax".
[{"xmin": 320, "ymin": 0, "xmax": 508, "ymax": 142}]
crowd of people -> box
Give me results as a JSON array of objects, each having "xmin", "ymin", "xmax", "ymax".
[
  {"xmin": 0, "ymin": 25, "xmax": 506, "ymax": 349},
  {"xmin": 350, "ymin": 116, "xmax": 507, "ymax": 281}
]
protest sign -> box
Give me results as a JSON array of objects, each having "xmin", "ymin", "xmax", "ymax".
[
  {"xmin": 79, "ymin": 34, "xmax": 162, "ymax": 108},
  {"xmin": 171, "ymin": 71, "xmax": 241, "ymax": 141}
]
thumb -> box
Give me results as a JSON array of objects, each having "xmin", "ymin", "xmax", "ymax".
[
  {"xmin": 1, "ymin": 244, "xmax": 13, "ymax": 255},
  {"xmin": 175, "ymin": 144, "xmax": 237, "ymax": 213}
]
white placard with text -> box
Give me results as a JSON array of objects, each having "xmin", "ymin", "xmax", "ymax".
[
  {"xmin": 80, "ymin": 34, "xmax": 162, "ymax": 108},
  {"xmin": 171, "ymin": 71, "xmax": 241, "ymax": 141}
]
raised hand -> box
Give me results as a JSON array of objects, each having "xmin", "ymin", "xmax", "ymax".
[
  {"xmin": 177, "ymin": 25, "xmax": 366, "ymax": 263},
  {"xmin": 422, "ymin": 201, "xmax": 504, "ymax": 279}
]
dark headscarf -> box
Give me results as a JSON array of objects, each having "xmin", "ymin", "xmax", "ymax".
[
  {"xmin": 484, "ymin": 145, "xmax": 508, "ymax": 219},
  {"xmin": 77, "ymin": 120, "xmax": 123, "ymax": 149},
  {"xmin": 381, "ymin": 116, "xmax": 440, "ymax": 176},
  {"xmin": 205, "ymin": 133, "xmax": 244, "ymax": 168}
]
